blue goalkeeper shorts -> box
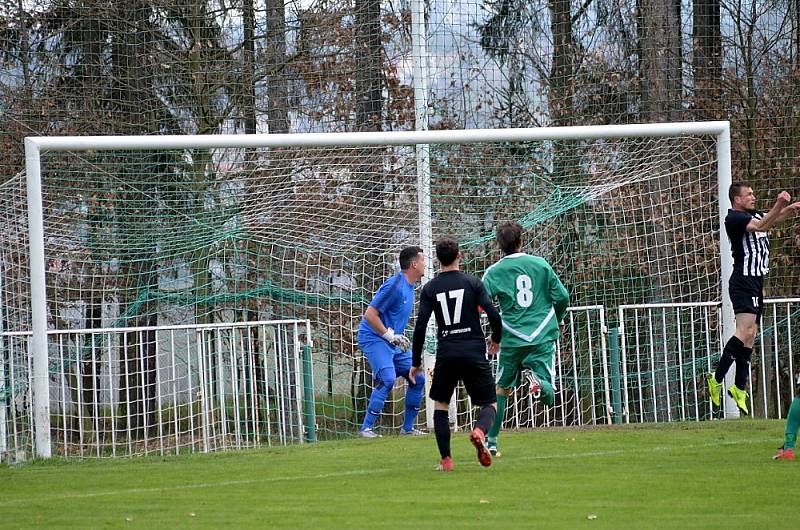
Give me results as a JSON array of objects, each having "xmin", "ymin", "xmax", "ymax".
[{"xmin": 359, "ymin": 338, "xmax": 412, "ymax": 380}]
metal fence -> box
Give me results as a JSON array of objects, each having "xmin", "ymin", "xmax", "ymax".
[
  {"xmin": 617, "ymin": 302, "xmax": 722, "ymax": 423},
  {"xmin": 1, "ymin": 319, "xmax": 313, "ymax": 462},
  {"xmin": 2, "ymin": 299, "xmax": 798, "ymax": 462}
]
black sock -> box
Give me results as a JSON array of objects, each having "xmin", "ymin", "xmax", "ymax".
[
  {"xmin": 715, "ymin": 336, "xmax": 744, "ymax": 383},
  {"xmin": 433, "ymin": 409, "xmax": 450, "ymax": 459},
  {"xmin": 734, "ymin": 345, "xmax": 752, "ymax": 390},
  {"xmin": 475, "ymin": 405, "xmax": 496, "ymax": 435}
]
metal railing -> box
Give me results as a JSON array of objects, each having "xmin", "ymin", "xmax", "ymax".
[
  {"xmin": 1, "ymin": 319, "xmax": 313, "ymax": 461},
  {"xmin": 617, "ymin": 302, "xmax": 722, "ymax": 423},
  {"xmin": 752, "ymin": 298, "xmax": 798, "ymax": 419},
  {"xmin": 3, "ymin": 298, "xmax": 798, "ymax": 462}
]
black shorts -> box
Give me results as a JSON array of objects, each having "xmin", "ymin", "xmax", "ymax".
[
  {"xmin": 729, "ymin": 274, "xmax": 763, "ymax": 319},
  {"xmin": 428, "ymin": 350, "xmax": 496, "ymax": 407}
]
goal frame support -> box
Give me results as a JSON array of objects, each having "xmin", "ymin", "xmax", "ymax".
[{"xmin": 24, "ymin": 121, "xmax": 733, "ymax": 458}]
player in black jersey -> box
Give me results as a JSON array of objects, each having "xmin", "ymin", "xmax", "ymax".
[
  {"xmin": 707, "ymin": 183, "xmax": 799, "ymax": 415},
  {"xmin": 409, "ymin": 236, "xmax": 502, "ymax": 471}
]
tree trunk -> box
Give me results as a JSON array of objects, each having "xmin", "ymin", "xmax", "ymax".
[
  {"xmin": 547, "ymin": 0, "xmax": 582, "ymax": 377},
  {"xmin": 242, "ymin": 0, "xmax": 257, "ymax": 135},
  {"xmin": 794, "ymin": 0, "xmax": 800, "ymax": 68},
  {"xmin": 266, "ymin": 0, "xmax": 290, "ymax": 134},
  {"xmin": 107, "ymin": 1, "xmax": 161, "ymax": 441},
  {"xmin": 638, "ymin": 0, "xmax": 682, "ymax": 122},
  {"xmin": 692, "ymin": 0, "xmax": 722, "ymax": 119},
  {"xmin": 637, "ymin": 0, "xmax": 684, "ymax": 303},
  {"xmin": 355, "ymin": 0, "xmax": 383, "ymax": 132},
  {"xmin": 352, "ymin": 0, "xmax": 385, "ymax": 423},
  {"xmin": 549, "ymin": 0, "xmax": 574, "ymax": 128},
  {"xmin": 110, "ymin": 0, "xmax": 156, "ymax": 134}
]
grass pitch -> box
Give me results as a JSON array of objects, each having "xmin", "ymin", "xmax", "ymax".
[{"xmin": 1, "ymin": 419, "xmax": 794, "ymax": 529}]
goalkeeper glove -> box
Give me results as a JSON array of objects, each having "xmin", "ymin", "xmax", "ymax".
[{"xmin": 382, "ymin": 328, "xmax": 411, "ymax": 351}]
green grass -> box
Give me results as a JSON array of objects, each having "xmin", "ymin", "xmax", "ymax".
[{"xmin": 1, "ymin": 419, "xmax": 795, "ymax": 529}]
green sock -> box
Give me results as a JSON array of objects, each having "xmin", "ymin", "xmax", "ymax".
[
  {"xmin": 540, "ymin": 379, "xmax": 555, "ymax": 406},
  {"xmin": 488, "ymin": 394, "xmax": 507, "ymax": 439},
  {"xmin": 784, "ymin": 397, "xmax": 800, "ymax": 450}
]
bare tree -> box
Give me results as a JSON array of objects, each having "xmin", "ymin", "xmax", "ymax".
[
  {"xmin": 549, "ymin": 0, "xmax": 576, "ymax": 127},
  {"xmin": 242, "ymin": 0, "xmax": 257, "ymax": 135},
  {"xmin": 266, "ymin": 0, "xmax": 290, "ymax": 133},
  {"xmin": 692, "ymin": 0, "xmax": 722, "ymax": 119},
  {"xmin": 355, "ymin": 0, "xmax": 383, "ymax": 132},
  {"xmin": 638, "ymin": 0, "xmax": 683, "ymax": 121}
]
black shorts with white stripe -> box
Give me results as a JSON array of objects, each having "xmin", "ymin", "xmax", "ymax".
[{"xmin": 729, "ymin": 274, "xmax": 763, "ymax": 321}]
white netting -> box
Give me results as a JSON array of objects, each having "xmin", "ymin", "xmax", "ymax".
[{"xmin": 1, "ymin": 132, "xmax": 721, "ymax": 459}]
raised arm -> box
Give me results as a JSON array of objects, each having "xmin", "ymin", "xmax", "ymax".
[
  {"xmin": 747, "ymin": 191, "xmax": 791, "ymax": 233},
  {"xmin": 770, "ymin": 201, "xmax": 800, "ymax": 225}
]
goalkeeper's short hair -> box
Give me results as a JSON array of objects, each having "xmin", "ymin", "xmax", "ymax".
[{"xmin": 399, "ymin": 246, "xmax": 424, "ymax": 270}]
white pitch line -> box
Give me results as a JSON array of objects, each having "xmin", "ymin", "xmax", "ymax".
[{"xmin": 0, "ymin": 436, "xmax": 776, "ymax": 507}]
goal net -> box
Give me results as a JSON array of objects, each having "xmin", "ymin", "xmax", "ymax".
[{"xmin": 2, "ymin": 124, "xmax": 729, "ymax": 459}]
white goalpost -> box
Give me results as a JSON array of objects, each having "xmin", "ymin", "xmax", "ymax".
[{"xmin": 20, "ymin": 121, "xmax": 733, "ymax": 459}]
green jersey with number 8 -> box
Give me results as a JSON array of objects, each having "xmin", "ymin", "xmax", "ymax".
[{"xmin": 482, "ymin": 252, "xmax": 569, "ymax": 349}]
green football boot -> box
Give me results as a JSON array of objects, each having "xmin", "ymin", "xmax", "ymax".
[
  {"xmin": 727, "ymin": 385, "xmax": 750, "ymax": 415},
  {"xmin": 706, "ymin": 373, "xmax": 722, "ymax": 407}
]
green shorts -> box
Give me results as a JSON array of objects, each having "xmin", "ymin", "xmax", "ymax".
[{"xmin": 495, "ymin": 341, "xmax": 556, "ymax": 391}]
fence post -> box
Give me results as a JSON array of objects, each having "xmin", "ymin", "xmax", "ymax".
[
  {"xmin": 608, "ymin": 328, "xmax": 623, "ymax": 425},
  {"xmin": 302, "ymin": 343, "xmax": 316, "ymax": 443}
]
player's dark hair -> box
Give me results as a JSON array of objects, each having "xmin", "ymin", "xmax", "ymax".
[
  {"xmin": 496, "ymin": 222, "xmax": 523, "ymax": 255},
  {"xmin": 435, "ymin": 236, "xmax": 460, "ymax": 266},
  {"xmin": 399, "ymin": 246, "xmax": 423, "ymax": 270},
  {"xmin": 729, "ymin": 182, "xmax": 752, "ymax": 203}
]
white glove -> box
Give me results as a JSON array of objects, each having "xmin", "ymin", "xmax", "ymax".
[{"xmin": 382, "ymin": 328, "xmax": 411, "ymax": 351}]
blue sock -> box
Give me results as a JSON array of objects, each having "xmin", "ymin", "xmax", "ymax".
[
  {"xmin": 402, "ymin": 372, "xmax": 425, "ymax": 431},
  {"xmin": 362, "ymin": 381, "xmax": 392, "ymax": 430}
]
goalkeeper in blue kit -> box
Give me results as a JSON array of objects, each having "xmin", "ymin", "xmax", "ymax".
[
  {"xmin": 409, "ymin": 236, "xmax": 503, "ymax": 471},
  {"xmin": 482, "ymin": 222, "xmax": 569, "ymax": 456},
  {"xmin": 357, "ymin": 246, "xmax": 427, "ymax": 438}
]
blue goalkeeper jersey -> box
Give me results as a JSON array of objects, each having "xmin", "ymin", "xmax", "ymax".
[{"xmin": 357, "ymin": 272, "xmax": 416, "ymax": 343}]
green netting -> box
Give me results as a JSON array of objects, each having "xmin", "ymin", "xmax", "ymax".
[
  {"xmin": 0, "ymin": 135, "xmax": 726, "ymax": 453},
  {"xmin": 1, "ymin": 0, "xmax": 799, "ymax": 462}
]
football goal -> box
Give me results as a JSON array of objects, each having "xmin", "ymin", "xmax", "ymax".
[{"xmin": 8, "ymin": 122, "xmax": 733, "ymax": 459}]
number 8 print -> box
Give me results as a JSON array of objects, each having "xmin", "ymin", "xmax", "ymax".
[{"xmin": 516, "ymin": 274, "xmax": 533, "ymax": 307}]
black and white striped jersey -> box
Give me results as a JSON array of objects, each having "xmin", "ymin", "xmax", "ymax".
[{"xmin": 725, "ymin": 209, "xmax": 769, "ymax": 277}]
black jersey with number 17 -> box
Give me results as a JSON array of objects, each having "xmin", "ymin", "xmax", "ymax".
[{"xmin": 411, "ymin": 270, "xmax": 502, "ymax": 367}]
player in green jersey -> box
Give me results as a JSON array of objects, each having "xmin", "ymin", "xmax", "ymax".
[
  {"xmin": 773, "ymin": 372, "xmax": 800, "ymax": 460},
  {"xmin": 482, "ymin": 221, "xmax": 569, "ymax": 456}
]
